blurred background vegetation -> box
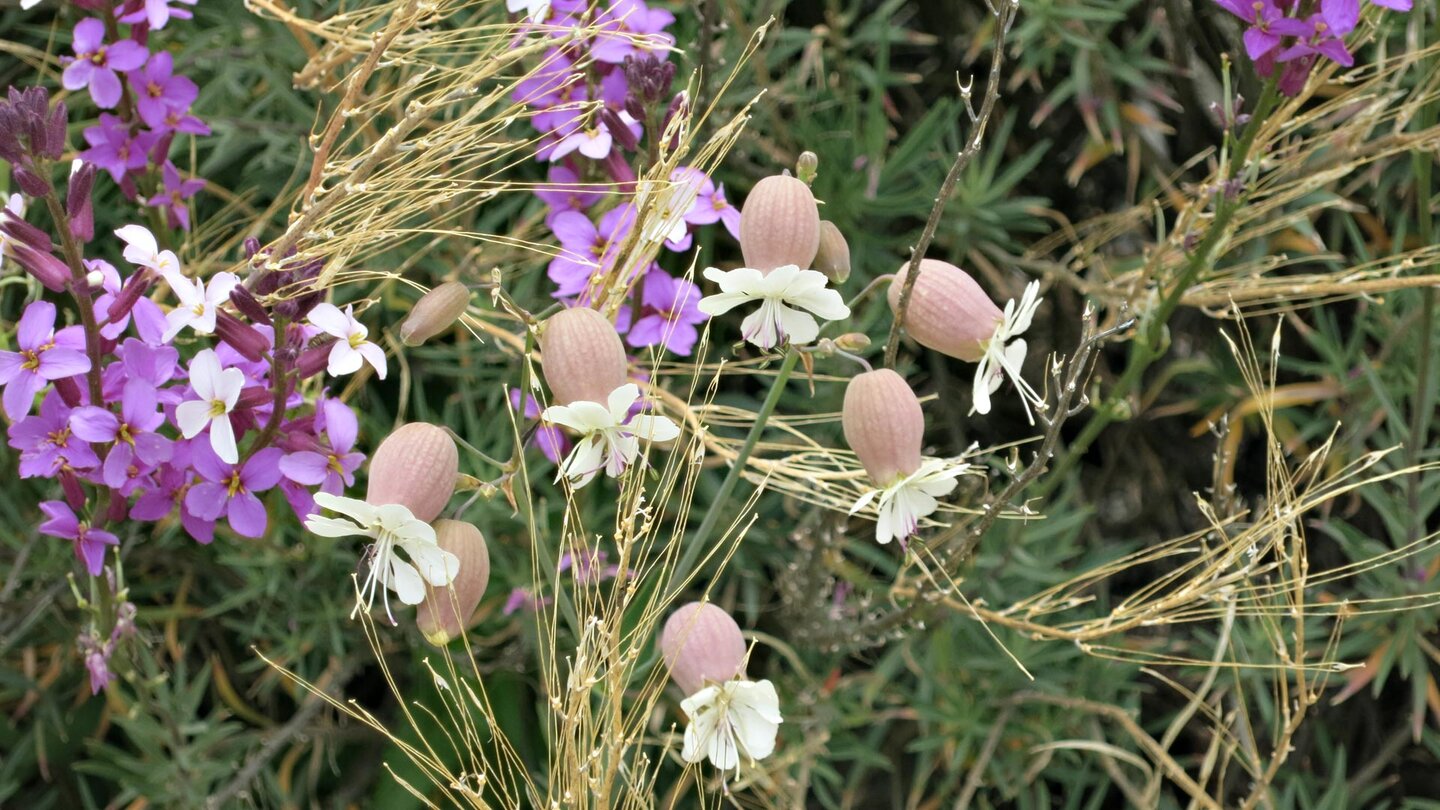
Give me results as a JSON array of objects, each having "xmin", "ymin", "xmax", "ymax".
[{"xmin": 3, "ymin": 0, "xmax": 1440, "ymax": 807}]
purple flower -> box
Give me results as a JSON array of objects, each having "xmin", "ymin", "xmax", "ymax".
[
  {"xmin": 62, "ymin": 20, "xmax": 149, "ymax": 109},
  {"xmin": 131, "ymin": 453, "xmax": 216, "ymax": 544},
  {"xmin": 513, "ymin": 49, "xmax": 579, "ymax": 109},
  {"xmin": 591, "ymin": 0, "xmax": 677, "ymax": 64},
  {"xmin": 0, "ymin": 301, "xmax": 92, "ymax": 420},
  {"xmin": 39, "ymin": 500, "xmax": 118, "ymax": 576},
  {"xmin": 119, "ymin": 0, "xmax": 198, "ymax": 30},
  {"xmin": 546, "ymin": 205, "xmax": 635, "ymax": 297},
  {"xmin": 185, "ymin": 445, "xmax": 283, "ymax": 538},
  {"xmin": 1214, "ymin": 0, "xmax": 1287, "ymax": 60},
  {"xmin": 70, "ymin": 379, "xmax": 173, "ymax": 489},
  {"xmin": 146, "ymin": 162, "xmax": 205, "ymax": 231},
  {"xmin": 128, "ymin": 52, "xmax": 199, "ymax": 130},
  {"xmin": 81, "ymin": 115, "xmax": 159, "ymax": 183},
  {"xmin": 536, "ymin": 163, "xmax": 601, "ymax": 216},
  {"xmin": 1276, "ymin": 9, "xmax": 1356, "ymax": 67},
  {"xmin": 8, "ymin": 392, "xmax": 100, "ymax": 478},
  {"xmin": 547, "ymin": 107, "xmax": 642, "ymax": 162},
  {"xmin": 279, "ymin": 398, "xmax": 364, "ymax": 495},
  {"xmin": 510, "ymin": 388, "xmax": 571, "ymax": 463},
  {"xmin": 79, "ymin": 631, "xmax": 115, "ymax": 695},
  {"xmin": 625, "ymin": 268, "xmax": 706, "ymax": 356}
]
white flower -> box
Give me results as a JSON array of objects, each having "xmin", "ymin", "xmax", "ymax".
[
  {"xmin": 21, "ymin": 0, "xmax": 42, "ymax": 9},
  {"xmin": 849, "ymin": 458, "xmax": 973, "ymax": 546},
  {"xmin": 972, "ymin": 280, "xmax": 1043, "ymax": 423},
  {"xmin": 114, "ymin": 224, "xmax": 180, "ymax": 275},
  {"xmin": 175, "ymin": 348, "xmax": 245, "ymax": 464},
  {"xmin": 697, "ymin": 264, "xmax": 850, "ymax": 350},
  {"xmin": 550, "ymin": 110, "xmax": 640, "ymax": 162},
  {"xmin": 0, "ymin": 193, "xmax": 25, "ymax": 260},
  {"xmin": 308, "ymin": 303, "xmax": 388, "ymax": 380},
  {"xmin": 638, "ymin": 179, "xmax": 697, "ymax": 248},
  {"xmin": 160, "ymin": 269, "xmax": 240, "ymax": 342},
  {"xmin": 680, "ymin": 678, "xmax": 783, "ymax": 775},
  {"xmin": 541, "ymin": 383, "xmax": 680, "ymax": 488},
  {"xmin": 506, "ymin": 0, "xmax": 550, "ymax": 21},
  {"xmin": 304, "ymin": 492, "xmax": 460, "ymax": 624}
]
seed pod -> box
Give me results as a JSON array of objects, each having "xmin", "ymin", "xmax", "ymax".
[
  {"xmin": 843, "ymin": 369, "xmax": 923, "ymax": 485},
  {"xmin": 539, "ymin": 307, "xmax": 628, "ymax": 406},
  {"xmin": 660, "ymin": 602, "xmax": 747, "ymax": 696},
  {"xmin": 365, "ymin": 422, "xmax": 459, "ymax": 522},
  {"xmin": 813, "ymin": 220, "xmax": 850, "ymax": 284},
  {"xmin": 400, "ymin": 281, "xmax": 471, "ymax": 347},
  {"xmin": 738, "ymin": 175, "xmax": 820, "ymax": 274},
  {"xmin": 887, "ymin": 259, "xmax": 1002, "ymax": 362},
  {"xmin": 416, "ymin": 520, "xmax": 491, "ymax": 646}
]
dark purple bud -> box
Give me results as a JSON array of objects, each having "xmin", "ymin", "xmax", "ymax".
[
  {"xmin": 243, "ymin": 236, "xmax": 262, "ymax": 259},
  {"xmin": 54, "ymin": 375, "xmax": 84, "ymax": 407},
  {"xmin": 12, "ymin": 165, "xmax": 50, "ymax": 197},
  {"xmin": 107, "ymin": 494, "xmax": 128, "ymax": 524},
  {"xmin": 107, "ymin": 269, "xmax": 154, "ymax": 323},
  {"xmin": 10, "ymin": 243, "xmax": 70, "ymax": 292},
  {"xmin": 253, "ymin": 269, "xmax": 282, "ymax": 297},
  {"xmin": 1, "ymin": 210, "xmax": 53, "ymax": 252},
  {"xmin": 236, "ymin": 387, "xmax": 273, "ymax": 410},
  {"xmin": 229, "ymin": 284, "xmax": 272, "ymax": 326},
  {"xmin": 602, "ymin": 150, "xmax": 636, "ymax": 186},
  {"xmin": 601, "ymin": 107, "xmax": 640, "ymax": 152},
  {"xmin": 60, "ymin": 470, "xmax": 86, "ymax": 512},
  {"xmin": 624, "ymin": 94, "xmax": 646, "ymax": 122},
  {"xmin": 231, "ymin": 408, "xmax": 259, "ymax": 435},
  {"xmin": 67, "ymin": 162, "xmax": 96, "ymax": 242},
  {"xmin": 42, "ymin": 101, "xmax": 68, "ymax": 159},
  {"xmin": 297, "ymin": 340, "xmax": 335, "ymax": 379},
  {"xmin": 290, "ymin": 288, "xmax": 324, "ymax": 320},
  {"xmin": 214, "ymin": 311, "xmax": 270, "ymax": 363}
]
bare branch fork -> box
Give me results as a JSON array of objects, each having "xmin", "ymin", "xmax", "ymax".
[{"xmin": 883, "ymin": 0, "xmax": 1019, "ymax": 369}]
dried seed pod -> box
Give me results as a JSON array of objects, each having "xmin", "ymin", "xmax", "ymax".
[
  {"xmin": 365, "ymin": 422, "xmax": 459, "ymax": 522},
  {"xmin": 400, "ymin": 281, "xmax": 471, "ymax": 347},
  {"xmin": 539, "ymin": 307, "xmax": 628, "ymax": 405},
  {"xmin": 842, "ymin": 369, "xmax": 924, "ymax": 485},
  {"xmin": 813, "ymin": 220, "xmax": 851, "ymax": 284},
  {"xmin": 887, "ymin": 259, "xmax": 1002, "ymax": 362},
  {"xmin": 416, "ymin": 520, "xmax": 490, "ymax": 646},
  {"xmin": 660, "ymin": 602, "xmax": 746, "ymax": 696},
  {"xmin": 738, "ymin": 175, "xmax": 820, "ymax": 274}
]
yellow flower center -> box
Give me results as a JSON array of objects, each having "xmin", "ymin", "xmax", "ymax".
[
  {"xmin": 208, "ymin": 398, "xmax": 228, "ymax": 418},
  {"xmin": 348, "ymin": 332, "xmax": 366, "ymax": 349},
  {"xmin": 20, "ymin": 349, "xmax": 40, "ymax": 372}
]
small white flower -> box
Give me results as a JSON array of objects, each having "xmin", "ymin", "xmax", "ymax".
[
  {"xmin": 506, "ymin": 0, "xmax": 550, "ymax": 21},
  {"xmin": 680, "ymin": 678, "xmax": 783, "ymax": 775},
  {"xmin": 304, "ymin": 492, "xmax": 460, "ymax": 624},
  {"xmin": 697, "ymin": 264, "xmax": 850, "ymax": 350},
  {"xmin": 0, "ymin": 193, "xmax": 25, "ymax": 260},
  {"xmin": 174, "ymin": 348, "xmax": 245, "ymax": 464},
  {"xmin": 550, "ymin": 110, "xmax": 640, "ymax": 162},
  {"xmin": 308, "ymin": 303, "xmax": 388, "ymax": 380},
  {"xmin": 114, "ymin": 224, "xmax": 180, "ymax": 275},
  {"xmin": 160, "ymin": 269, "xmax": 240, "ymax": 342},
  {"xmin": 849, "ymin": 458, "xmax": 973, "ymax": 546},
  {"xmin": 972, "ymin": 280, "xmax": 1043, "ymax": 423},
  {"xmin": 541, "ymin": 383, "xmax": 680, "ymax": 488}
]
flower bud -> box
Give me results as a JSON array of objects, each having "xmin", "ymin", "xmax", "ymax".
[
  {"xmin": 887, "ymin": 259, "xmax": 1002, "ymax": 362},
  {"xmin": 739, "ymin": 174, "xmax": 820, "ymax": 274},
  {"xmin": 796, "ymin": 151, "xmax": 818, "ymax": 185},
  {"xmin": 54, "ymin": 375, "xmax": 83, "ymax": 407},
  {"xmin": 833, "ymin": 332, "xmax": 870, "ymax": 352},
  {"xmin": 12, "ymin": 166, "xmax": 50, "ymax": 197},
  {"xmin": 108, "ymin": 269, "xmax": 153, "ymax": 323},
  {"xmin": 296, "ymin": 340, "xmax": 334, "ymax": 379},
  {"xmin": 236, "ymin": 386, "xmax": 272, "ymax": 410},
  {"xmin": 601, "ymin": 107, "xmax": 640, "ymax": 152},
  {"xmin": 842, "ymin": 369, "xmax": 923, "ymax": 485},
  {"xmin": 229, "ymin": 284, "xmax": 272, "ymax": 327},
  {"xmin": 365, "ymin": 422, "xmax": 459, "ymax": 523},
  {"xmin": 813, "ymin": 220, "xmax": 850, "ymax": 284},
  {"xmin": 660, "ymin": 602, "xmax": 746, "ymax": 696},
  {"xmin": 539, "ymin": 307, "xmax": 628, "ymax": 406},
  {"xmin": 214, "ymin": 311, "xmax": 270, "ymax": 363},
  {"xmin": 67, "ymin": 162, "xmax": 95, "ymax": 243},
  {"xmin": 416, "ymin": 520, "xmax": 491, "ymax": 645},
  {"xmin": 11, "ymin": 243, "xmax": 69, "ymax": 292},
  {"xmin": 61, "ymin": 469, "xmax": 86, "ymax": 512},
  {"xmin": 400, "ymin": 281, "xmax": 470, "ymax": 347}
]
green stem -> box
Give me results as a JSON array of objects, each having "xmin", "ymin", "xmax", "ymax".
[{"xmin": 669, "ymin": 349, "xmax": 800, "ymax": 593}]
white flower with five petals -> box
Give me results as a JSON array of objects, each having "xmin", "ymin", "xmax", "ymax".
[
  {"xmin": 849, "ymin": 458, "xmax": 974, "ymax": 546},
  {"xmin": 541, "ymin": 383, "xmax": 680, "ymax": 488},
  {"xmin": 304, "ymin": 492, "xmax": 460, "ymax": 624},
  {"xmin": 308, "ymin": 303, "xmax": 388, "ymax": 379},
  {"xmin": 114, "ymin": 224, "xmax": 180, "ymax": 275},
  {"xmin": 174, "ymin": 348, "xmax": 245, "ymax": 463},
  {"xmin": 160, "ymin": 269, "xmax": 240, "ymax": 342},
  {"xmin": 680, "ymin": 678, "xmax": 783, "ymax": 775},
  {"xmin": 697, "ymin": 264, "xmax": 850, "ymax": 350},
  {"xmin": 972, "ymin": 280, "xmax": 1043, "ymax": 422}
]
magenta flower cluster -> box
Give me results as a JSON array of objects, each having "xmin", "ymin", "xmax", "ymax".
[
  {"xmin": 1215, "ymin": 0, "xmax": 1413, "ymax": 95},
  {"xmin": 61, "ymin": 0, "xmax": 209, "ymax": 229}
]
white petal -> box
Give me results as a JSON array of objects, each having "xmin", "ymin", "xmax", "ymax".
[
  {"xmin": 314, "ymin": 492, "xmax": 377, "ymax": 525},
  {"xmin": 356, "ymin": 342, "xmax": 388, "ymax": 380},
  {"xmin": 115, "ymin": 224, "xmax": 158, "ymax": 265},
  {"xmin": 388, "ymin": 559, "xmax": 427, "ymax": 605},
  {"xmin": 307, "ymin": 303, "xmax": 351, "ymax": 339},
  {"xmin": 739, "ymin": 301, "xmax": 782, "ymax": 350},
  {"xmin": 406, "ymin": 543, "xmax": 461, "ymax": 587},
  {"xmin": 188, "ymin": 348, "xmax": 222, "ymax": 400},
  {"xmin": 559, "ymin": 436, "xmax": 606, "ymax": 483},
  {"xmin": 174, "ymin": 400, "xmax": 211, "ymax": 439},
  {"xmin": 206, "ymin": 272, "xmax": 239, "ymax": 304},
  {"xmin": 214, "ymin": 367, "xmax": 247, "ymax": 410},
  {"xmin": 703, "ymin": 266, "xmax": 766, "ymax": 295},
  {"xmin": 544, "ymin": 400, "xmax": 615, "ymax": 433},
  {"xmin": 605, "ymin": 383, "xmax": 641, "ymax": 421},
  {"xmin": 304, "ymin": 515, "xmax": 366, "ymax": 538},
  {"xmin": 775, "ymin": 303, "xmax": 821, "ymax": 346},
  {"xmin": 849, "ymin": 488, "xmax": 879, "ymax": 515},
  {"xmin": 697, "ymin": 291, "xmax": 756, "ymax": 318},
  {"xmin": 971, "ymin": 354, "xmax": 994, "ymax": 415},
  {"xmin": 327, "ymin": 342, "xmax": 363, "ymax": 376},
  {"xmin": 209, "ymin": 414, "xmax": 238, "ymax": 464},
  {"xmin": 729, "ymin": 680, "xmax": 782, "ymax": 760},
  {"xmin": 627, "ymin": 414, "xmax": 679, "ymax": 443}
]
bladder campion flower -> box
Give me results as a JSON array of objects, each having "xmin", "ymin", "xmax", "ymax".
[
  {"xmin": 364, "ymin": 422, "xmax": 459, "ymax": 523},
  {"xmin": 541, "ymin": 382, "xmax": 680, "ymax": 488},
  {"xmin": 539, "ymin": 307, "xmax": 629, "ymax": 406},
  {"xmin": 660, "ymin": 602, "xmax": 782, "ymax": 775}
]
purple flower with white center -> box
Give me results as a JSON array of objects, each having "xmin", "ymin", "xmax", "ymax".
[
  {"xmin": 510, "ymin": 388, "xmax": 571, "ymax": 463},
  {"xmin": 39, "ymin": 500, "xmax": 118, "ymax": 576},
  {"xmin": 175, "ymin": 348, "xmax": 245, "ymax": 464},
  {"xmin": 81, "ymin": 117, "xmax": 159, "ymax": 183},
  {"xmin": 119, "ymin": 0, "xmax": 198, "ymax": 30},
  {"xmin": 547, "ymin": 205, "xmax": 635, "ymax": 297},
  {"xmin": 147, "ymin": 163, "xmax": 206, "ymax": 231},
  {"xmin": 62, "ymin": 20, "xmax": 149, "ymax": 109},
  {"xmin": 0, "ymin": 301, "xmax": 92, "ymax": 420},
  {"xmin": 9, "ymin": 392, "xmax": 100, "ymax": 478},
  {"xmin": 128, "ymin": 52, "xmax": 199, "ymax": 130},
  {"xmin": 591, "ymin": 0, "xmax": 677, "ymax": 64},
  {"xmin": 307, "ymin": 303, "xmax": 387, "ymax": 379},
  {"xmin": 280, "ymin": 398, "xmax": 364, "ymax": 495},
  {"xmin": 185, "ymin": 445, "xmax": 283, "ymax": 539},
  {"xmin": 70, "ymin": 379, "xmax": 173, "ymax": 489},
  {"xmin": 626, "ymin": 268, "xmax": 706, "ymax": 356}
]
